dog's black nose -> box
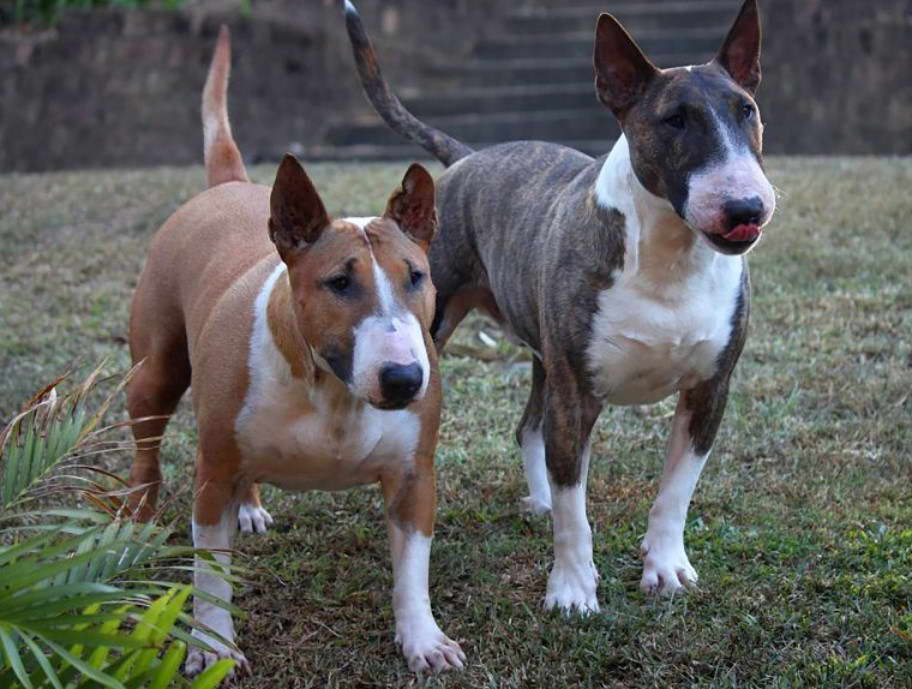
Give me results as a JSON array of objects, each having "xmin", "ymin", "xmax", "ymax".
[
  {"xmin": 379, "ymin": 362, "xmax": 423, "ymax": 407},
  {"xmin": 724, "ymin": 197, "xmax": 764, "ymax": 228}
]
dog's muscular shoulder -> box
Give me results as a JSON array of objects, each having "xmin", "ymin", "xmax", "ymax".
[{"xmin": 431, "ymin": 142, "xmax": 627, "ymax": 371}]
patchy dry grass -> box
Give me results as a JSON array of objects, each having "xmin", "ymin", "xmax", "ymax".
[{"xmin": 1, "ymin": 156, "xmax": 910, "ymax": 688}]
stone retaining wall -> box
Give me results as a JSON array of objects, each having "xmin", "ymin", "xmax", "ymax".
[{"xmin": 1, "ymin": 0, "xmax": 909, "ymax": 171}]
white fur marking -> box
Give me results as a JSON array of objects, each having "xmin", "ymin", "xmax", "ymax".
[
  {"xmin": 345, "ymin": 216, "xmax": 431, "ymax": 404},
  {"xmin": 187, "ymin": 511, "xmax": 250, "ymax": 676},
  {"xmin": 238, "ymin": 501, "xmax": 273, "ymax": 534},
  {"xmin": 389, "ymin": 526, "xmax": 465, "ymax": 672},
  {"xmin": 345, "ymin": 216, "xmax": 375, "ymax": 230},
  {"xmin": 202, "ymin": 117, "xmax": 218, "ymax": 160},
  {"xmin": 351, "ymin": 311, "xmax": 430, "ymax": 403},
  {"xmin": 544, "ymin": 443, "xmax": 599, "ymax": 613},
  {"xmin": 684, "ymin": 109, "xmax": 776, "ymax": 236},
  {"xmin": 520, "ymin": 425, "xmax": 551, "ymax": 515},
  {"xmin": 594, "ymin": 135, "xmax": 642, "ymax": 272},
  {"xmin": 640, "ymin": 398, "xmax": 706, "ymax": 595},
  {"xmin": 372, "ymin": 259, "xmax": 397, "ymax": 314},
  {"xmin": 590, "ymin": 137, "xmax": 743, "ymax": 405}
]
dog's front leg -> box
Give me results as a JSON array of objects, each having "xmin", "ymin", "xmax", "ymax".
[
  {"xmin": 186, "ymin": 470, "xmax": 250, "ymax": 677},
  {"xmin": 381, "ymin": 466, "xmax": 465, "ymax": 673},
  {"xmin": 542, "ymin": 369, "xmax": 603, "ymax": 614},
  {"xmin": 640, "ymin": 378, "xmax": 731, "ymax": 595}
]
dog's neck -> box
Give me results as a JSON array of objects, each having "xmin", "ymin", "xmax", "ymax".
[
  {"xmin": 594, "ymin": 135, "xmax": 720, "ymax": 285},
  {"xmin": 265, "ymin": 267, "xmax": 318, "ymax": 382}
]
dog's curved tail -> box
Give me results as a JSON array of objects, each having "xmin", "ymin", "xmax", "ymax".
[
  {"xmin": 343, "ymin": 0, "xmax": 473, "ymax": 168},
  {"xmin": 202, "ymin": 25, "xmax": 249, "ymax": 188}
]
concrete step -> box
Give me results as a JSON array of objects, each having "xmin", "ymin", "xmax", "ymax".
[
  {"xmin": 406, "ymin": 83, "xmax": 600, "ymax": 118},
  {"xmin": 506, "ymin": 0, "xmax": 737, "ymax": 34},
  {"xmin": 473, "ymin": 26, "xmax": 727, "ymax": 60},
  {"xmin": 303, "ymin": 138, "xmax": 617, "ymax": 162},
  {"xmin": 316, "ymin": 1, "xmax": 739, "ymax": 161},
  {"xmin": 326, "ymin": 108, "xmax": 620, "ymax": 148},
  {"xmin": 426, "ymin": 53, "xmax": 701, "ymax": 88}
]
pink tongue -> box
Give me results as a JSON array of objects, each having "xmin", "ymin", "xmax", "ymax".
[{"xmin": 723, "ymin": 224, "xmax": 761, "ymax": 242}]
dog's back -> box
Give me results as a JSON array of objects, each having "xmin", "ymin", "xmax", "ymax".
[
  {"xmin": 428, "ymin": 141, "xmax": 603, "ymax": 349},
  {"xmin": 126, "ymin": 27, "xmax": 274, "ymax": 520}
]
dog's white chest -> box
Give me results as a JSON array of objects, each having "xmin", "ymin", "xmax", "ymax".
[
  {"xmin": 235, "ymin": 380, "xmax": 420, "ymax": 491},
  {"xmin": 586, "ymin": 259, "xmax": 742, "ymax": 405}
]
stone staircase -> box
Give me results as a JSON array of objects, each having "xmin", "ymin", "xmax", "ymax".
[{"xmin": 316, "ymin": 0, "xmax": 738, "ymax": 160}]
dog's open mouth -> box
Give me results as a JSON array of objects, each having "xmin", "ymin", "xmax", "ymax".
[
  {"xmin": 723, "ymin": 224, "xmax": 762, "ymax": 242},
  {"xmin": 372, "ymin": 398, "xmax": 415, "ymax": 411},
  {"xmin": 702, "ymin": 224, "xmax": 762, "ymax": 254}
]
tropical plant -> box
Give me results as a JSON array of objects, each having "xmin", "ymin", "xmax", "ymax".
[{"xmin": 0, "ymin": 365, "xmax": 237, "ymax": 688}]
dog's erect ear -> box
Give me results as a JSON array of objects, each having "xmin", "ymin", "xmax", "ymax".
[
  {"xmin": 269, "ymin": 154, "xmax": 330, "ymax": 260},
  {"xmin": 714, "ymin": 0, "xmax": 762, "ymax": 94},
  {"xmin": 593, "ymin": 14, "xmax": 659, "ymax": 118},
  {"xmin": 384, "ymin": 163, "xmax": 437, "ymax": 250}
]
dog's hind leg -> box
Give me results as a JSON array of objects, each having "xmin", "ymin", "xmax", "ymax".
[
  {"xmin": 126, "ymin": 340, "xmax": 190, "ymax": 522},
  {"xmin": 517, "ymin": 359, "xmax": 551, "ymax": 515},
  {"xmin": 237, "ymin": 483, "xmax": 273, "ymax": 534}
]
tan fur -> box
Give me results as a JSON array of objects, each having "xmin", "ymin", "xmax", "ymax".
[
  {"xmin": 127, "ymin": 179, "xmax": 443, "ymax": 525},
  {"xmin": 202, "ymin": 26, "xmax": 248, "ymax": 188},
  {"xmin": 126, "ymin": 27, "xmax": 461, "ymax": 676},
  {"xmin": 433, "ymin": 287, "xmax": 503, "ymax": 349},
  {"xmin": 266, "ymin": 276, "xmax": 311, "ymax": 380}
]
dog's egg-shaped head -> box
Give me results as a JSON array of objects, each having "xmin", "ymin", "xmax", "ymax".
[
  {"xmin": 268, "ymin": 156, "xmax": 438, "ymax": 409},
  {"xmin": 594, "ymin": 0, "xmax": 775, "ymax": 255}
]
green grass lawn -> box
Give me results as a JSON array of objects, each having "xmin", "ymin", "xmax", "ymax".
[{"xmin": 1, "ymin": 157, "xmax": 910, "ymax": 688}]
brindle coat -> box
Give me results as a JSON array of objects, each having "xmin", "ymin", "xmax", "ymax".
[{"xmin": 344, "ymin": 0, "xmax": 772, "ymax": 607}]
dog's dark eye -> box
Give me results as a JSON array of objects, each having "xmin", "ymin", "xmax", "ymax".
[
  {"xmin": 741, "ymin": 103, "xmax": 755, "ymax": 120},
  {"xmin": 325, "ymin": 275, "xmax": 351, "ymax": 294},
  {"xmin": 664, "ymin": 113, "xmax": 686, "ymax": 130},
  {"xmin": 408, "ymin": 269, "xmax": 424, "ymax": 288}
]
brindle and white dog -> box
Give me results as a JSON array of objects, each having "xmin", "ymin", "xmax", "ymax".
[{"xmin": 344, "ymin": 0, "xmax": 776, "ymax": 612}]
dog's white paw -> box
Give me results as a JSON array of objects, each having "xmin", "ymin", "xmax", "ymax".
[
  {"xmin": 397, "ymin": 625, "xmax": 466, "ymax": 673},
  {"xmin": 544, "ymin": 559, "xmax": 600, "ymax": 614},
  {"xmin": 185, "ymin": 638, "xmax": 251, "ymax": 679},
  {"xmin": 520, "ymin": 495, "xmax": 552, "ymax": 516},
  {"xmin": 639, "ymin": 534, "xmax": 698, "ymax": 595},
  {"xmin": 238, "ymin": 502, "xmax": 273, "ymax": 534}
]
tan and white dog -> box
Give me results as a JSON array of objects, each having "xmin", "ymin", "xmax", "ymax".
[{"xmin": 126, "ymin": 27, "xmax": 465, "ymax": 676}]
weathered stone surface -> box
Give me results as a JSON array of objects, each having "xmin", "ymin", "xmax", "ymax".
[
  {"xmin": 0, "ymin": 0, "xmax": 499, "ymax": 171},
  {"xmin": 0, "ymin": 0, "xmax": 908, "ymax": 172},
  {"xmin": 759, "ymin": 0, "xmax": 912, "ymax": 154}
]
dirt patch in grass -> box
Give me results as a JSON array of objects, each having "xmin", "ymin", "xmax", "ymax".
[{"xmin": 1, "ymin": 157, "xmax": 911, "ymax": 687}]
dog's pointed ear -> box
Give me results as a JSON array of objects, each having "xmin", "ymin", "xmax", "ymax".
[
  {"xmin": 269, "ymin": 154, "xmax": 330, "ymax": 260},
  {"xmin": 714, "ymin": 0, "xmax": 762, "ymax": 94},
  {"xmin": 593, "ymin": 13, "xmax": 659, "ymax": 118},
  {"xmin": 384, "ymin": 163, "xmax": 437, "ymax": 250}
]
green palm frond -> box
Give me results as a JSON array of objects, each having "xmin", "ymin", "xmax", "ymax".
[
  {"xmin": 0, "ymin": 366, "xmax": 243, "ymax": 688},
  {"xmin": 0, "ymin": 586, "xmax": 235, "ymax": 689},
  {"xmin": 0, "ymin": 361, "xmax": 139, "ymax": 511}
]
